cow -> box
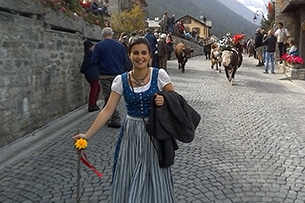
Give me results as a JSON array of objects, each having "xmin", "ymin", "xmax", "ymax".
[
  {"xmin": 210, "ymin": 43, "xmax": 222, "ymax": 72},
  {"xmin": 221, "ymin": 48, "xmax": 243, "ymax": 85},
  {"xmin": 174, "ymin": 43, "xmax": 194, "ymax": 73}
]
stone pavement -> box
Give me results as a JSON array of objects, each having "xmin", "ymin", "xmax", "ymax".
[{"xmin": 1, "ymin": 55, "xmax": 305, "ymax": 203}]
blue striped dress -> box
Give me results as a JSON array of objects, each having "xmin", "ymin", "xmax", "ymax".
[{"xmin": 111, "ymin": 68, "xmax": 175, "ymax": 203}]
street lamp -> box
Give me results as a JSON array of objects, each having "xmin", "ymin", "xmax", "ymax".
[{"xmin": 253, "ymin": 10, "xmax": 267, "ymax": 22}]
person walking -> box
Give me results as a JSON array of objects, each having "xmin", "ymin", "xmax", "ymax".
[
  {"xmin": 92, "ymin": 27, "xmax": 127, "ymax": 128},
  {"xmin": 274, "ymin": 22, "xmax": 290, "ymax": 63},
  {"xmin": 261, "ymin": 29, "xmax": 267, "ymax": 63},
  {"xmin": 166, "ymin": 34, "xmax": 174, "ymax": 60},
  {"xmin": 157, "ymin": 33, "xmax": 168, "ymax": 70},
  {"xmin": 144, "ymin": 28, "xmax": 158, "ymax": 68},
  {"xmin": 121, "ymin": 35, "xmax": 132, "ymax": 72},
  {"xmin": 80, "ymin": 39, "xmax": 101, "ymax": 112},
  {"xmin": 167, "ymin": 14, "xmax": 175, "ymax": 35},
  {"xmin": 73, "ymin": 37, "xmax": 175, "ymax": 203},
  {"xmin": 254, "ymin": 28, "xmax": 264, "ymax": 66},
  {"xmin": 159, "ymin": 12, "xmax": 168, "ymax": 33},
  {"xmin": 262, "ymin": 29, "xmax": 277, "ymax": 74},
  {"xmin": 175, "ymin": 20, "xmax": 185, "ymax": 38}
]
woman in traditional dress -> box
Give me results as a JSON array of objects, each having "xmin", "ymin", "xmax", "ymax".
[{"xmin": 73, "ymin": 37, "xmax": 175, "ymax": 203}]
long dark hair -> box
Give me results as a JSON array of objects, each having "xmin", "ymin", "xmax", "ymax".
[{"xmin": 128, "ymin": 37, "xmax": 151, "ymax": 55}]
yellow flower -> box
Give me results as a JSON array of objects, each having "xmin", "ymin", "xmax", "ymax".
[{"xmin": 75, "ymin": 138, "xmax": 87, "ymax": 150}]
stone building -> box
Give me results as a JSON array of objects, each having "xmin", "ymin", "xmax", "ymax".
[
  {"xmin": 275, "ymin": 0, "xmax": 305, "ymax": 62},
  {"xmin": 275, "ymin": 0, "xmax": 305, "ymax": 79}
]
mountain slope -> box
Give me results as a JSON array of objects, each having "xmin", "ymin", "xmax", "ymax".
[
  {"xmin": 217, "ymin": 0, "xmax": 261, "ymax": 25},
  {"xmin": 144, "ymin": 0, "xmax": 258, "ymax": 38}
]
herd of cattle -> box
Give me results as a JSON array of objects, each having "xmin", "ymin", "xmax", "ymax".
[{"xmin": 174, "ymin": 39, "xmax": 243, "ymax": 86}]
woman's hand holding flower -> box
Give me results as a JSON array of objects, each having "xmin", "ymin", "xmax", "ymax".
[{"xmin": 72, "ymin": 133, "xmax": 87, "ymax": 141}]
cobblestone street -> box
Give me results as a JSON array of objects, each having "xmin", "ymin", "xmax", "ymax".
[{"xmin": 1, "ymin": 55, "xmax": 305, "ymax": 203}]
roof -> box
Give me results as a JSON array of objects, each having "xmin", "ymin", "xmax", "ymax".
[
  {"xmin": 282, "ymin": 0, "xmax": 305, "ymax": 13},
  {"xmin": 175, "ymin": 14, "xmax": 212, "ymax": 28}
]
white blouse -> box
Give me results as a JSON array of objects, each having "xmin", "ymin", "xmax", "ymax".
[
  {"xmin": 111, "ymin": 68, "xmax": 171, "ymax": 95},
  {"xmin": 274, "ymin": 28, "xmax": 290, "ymax": 43}
]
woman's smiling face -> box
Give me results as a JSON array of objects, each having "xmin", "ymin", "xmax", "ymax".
[{"xmin": 129, "ymin": 43, "xmax": 151, "ymax": 69}]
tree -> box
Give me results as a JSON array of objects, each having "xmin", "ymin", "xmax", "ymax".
[
  {"xmin": 260, "ymin": 1, "xmax": 275, "ymax": 31},
  {"xmin": 65, "ymin": 0, "xmax": 81, "ymax": 12},
  {"xmin": 111, "ymin": 5, "xmax": 146, "ymax": 33},
  {"xmin": 39, "ymin": 0, "xmax": 106, "ymax": 27}
]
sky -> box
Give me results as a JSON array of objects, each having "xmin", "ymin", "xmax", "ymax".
[{"xmin": 236, "ymin": 0, "xmax": 270, "ymax": 14}]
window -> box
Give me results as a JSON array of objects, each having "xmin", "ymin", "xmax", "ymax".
[
  {"xmin": 193, "ymin": 27, "xmax": 200, "ymax": 34},
  {"xmin": 183, "ymin": 17, "xmax": 191, "ymax": 24}
]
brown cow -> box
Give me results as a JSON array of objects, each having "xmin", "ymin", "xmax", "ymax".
[
  {"xmin": 174, "ymin": 43, "xmax": 194, "ymax": 73},
  {"xmin": 221, "ymin": 48, "xmax": 243, "ymax": 85},
  {"xmin": 210, "ymin": 43, "xmax": 222, "ymax": 72}
]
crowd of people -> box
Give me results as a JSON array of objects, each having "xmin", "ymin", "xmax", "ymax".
[
  {"xmin": 80, "ymin": 0, "xmax": 110, "ymax": 17},
  {"xmin": 158, "ymin": 12, "xmax": 202, "ymax": 45},
  {"xmin": 80, "ymin": 27, "xmax": 177, "ymax": 115},
  {"xmin": 210, "ymin": 22, "xmax": 294, "ymax": 75},
  {"xmin": 251, "ymin": 22, "xmax": 293, "ymax": 74},
  {"xmin": 200, "ymin": 21, "xmax": 297, "ymax": 76}
]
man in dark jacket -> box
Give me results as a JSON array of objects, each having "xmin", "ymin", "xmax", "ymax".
[
  {"xmin": 144, "ymin": 28, "xmax": 158, "ymax": 68},
  {"xmin": 92, "ymin": 27, "xmax": 127, "ymax": 128},
  {"xmin": 121, "ymin": 35, "xmax": 132, "ymax": 72},
  {"xmin": 255, "ymin": 28, "xmax": 264, "ymax": 67},
  {"xmin": 262, "ymin": 29, "xmax": 277, "ymax": 74}
]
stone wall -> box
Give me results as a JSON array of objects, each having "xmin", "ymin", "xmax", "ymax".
[
  {"xmin": 0, "ymin": 0, "xmax": 103, "ymax": 147},
  {"xmin": 275, "ymin": 0, "xmax": 295, "ymax": 37},
  {"xmin": 168, "ymin": 36, "xmax": 203, "ymax": 59},
  {"xmin": 0, "ymin": 0, "xmax": 203, "ymax": 148},
  {"xmin": 275, "ymin": 0, "xmax": 305, "ymax": 77}
]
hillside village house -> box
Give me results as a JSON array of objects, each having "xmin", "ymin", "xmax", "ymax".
[
  {"xmin": 145, "ymin": 14, "xmax": 212, "ymax": 40},
  {"xmin": 176, "ymin": 15, "xmax": 212, "ymax": 40},
  {"xmin": 146, "ymin": 17, "xmax": 161, "ymax": 31}
]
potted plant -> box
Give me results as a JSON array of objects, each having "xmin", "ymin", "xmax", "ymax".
[{"xmin": 281, "ymin": 53, "xmax": 304, "ymax": 69}]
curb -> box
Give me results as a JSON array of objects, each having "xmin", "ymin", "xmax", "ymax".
[{"xmin": 0, "ymin": 100, "xmax": 103, "ymax": 170}]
